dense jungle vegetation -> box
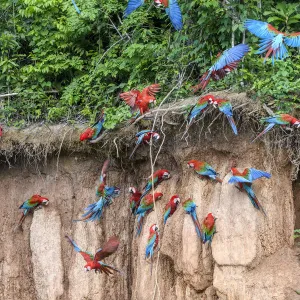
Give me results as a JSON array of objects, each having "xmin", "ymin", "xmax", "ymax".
[{"xmin": 0, "ymin": 0, "xmax": 300, "ymax": 127}]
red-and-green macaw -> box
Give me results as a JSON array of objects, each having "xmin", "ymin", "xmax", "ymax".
[
  {"xmin": 201, "ymin": 213, "xmax": 216, "ymax": 244},
  {"xmin": 129, "ymin": 130, "xmax": 160, "ymax": 159},
  {"xmin": 244, "ymin": 19, "xmax": 300, "ymax": 64},
  {"xmin": 16, "ymin": 194, "xmax": 49, "ymax": 229},
  {"xmin": 192, "ymin": 44, "xmax": 250, "ymax": 92},
  {"xmin": 145, "ymin": 224, "xmax": 159, "ymax": 275},
  {"xmin": 124, "ymin": 0, "xmax": 183, "ymax": 31},
  {"xmin": 163, "ymin": 195, "xmax": 180, "ymax": 224},
  {"xmin": 182, "ymin": 198, "xmax": 202, "ymax": 238},
  {"xmin": 80, "ymin": 111, "xmax": 105, "ymax": 142},
  {"xmin": 135, "ymin": 192, "xmax": 163, "ymax": 236},
  {"xmin": 140, "ymin": 169, "xmax": 171, "ymax": 200},
  {"xmin": 129, "ymin": 187, "xmax": 142, "ymax": 214},
  {"xmin": 210, "ymin": 98, "xmax": 238, "ymax": 135},
  {"xmin": 187, "ymin": 160, "xmax": 222, "ymax": 183},
  {"xmin": 252, "ymin": 114, "xmax": 300, "ymax": 143},
  {"xmin": 228, "ymin": 167, "xmax": 271, "ymax": 216},
  {"xmin": 120, "ymin": 84, "xmax": 160, "ymax": 117},
  {"xmin": 65, "ymin": 235, "xmax": 121, "ymax": 275},
  {"xmin": 74, "ymin": 160, "xmax": 120, "ymax": 222}
]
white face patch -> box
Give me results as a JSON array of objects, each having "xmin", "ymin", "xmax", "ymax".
[
  {"xmin": 188, "ymin": 163, "xmax": 194, "ymax": 168},
  {"xmin": 174, "ymin": 198, "xmax": 180, "ymax": 204},
  {"xmin": 163, "ymin": 172, "xmax": 170, "ymax": 178}
]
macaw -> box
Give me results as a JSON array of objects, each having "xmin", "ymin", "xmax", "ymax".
[
  {"xmin": 124, "ymin": 0, "xmax": 183, "ymax": 31},
  {"xmin": 145, "ymin": 224, "xmax": 159, "ymax": 275},
  {"xmin": 201, "ymin": 213, "xmax": 216, "ymax": 244},
  {"xmin": 252, "ymin": 114, "xmax": 300, "ymax": 143},
  {"xmin": 228, "ymin": 167, "xmax": 271, "ymax": 216},
  {"xmin": 185, "ymin": 95, "xmax": 215, "ymax": 130},
  {"xmin": 244, "ymin": 19, "xmax": 300, "ymax": 64},
  {"xmin": 16, "ymin": 194, "xmax": 49, "ymax": 229},
  {"xmin": 71, "ymin": 0, "xmax": 81, "ymax": 14},
  {"xmin": 192, "ymin": 44, "xmax": 250, "ymax": 93},
  {"xmin": 210, "ymin": 98, "xmax": 238, "ymax": 135},
  {"xmin": 163, "ymin": 194, "xmax": 180, "ymax": 224},
  {"xmin": 187, "ymin": 160, "xmax": 222, "ymax": 183},
  {"xmin": 135, "ymin": 192, "xmax": 163, "ymax": 236},
  {"xmin": 182, "ymin": 198, "xmax": 202, "ymax": 238},
  {"xmin": 129, "ymin": 130, "xmax": 160, "ymax": 159},
  {"xmin": 140, "ymin": 169, "xmax": 171, "ymax": 200},
  {"xmin": 74, "ymin": 160, "xmax": 120, "ymax": 222},
  {"xmin": 120, "ymin": 84, "xmax": 160, "ymax": 117},
  {"xmin": 80, "ymin": 111, "xmax": 105, "ymax": 142},
  {"xmin": 0, "ymin": 126, "xmax": 3, "ymax": 138},
  {"xmin": 129, "ymin": 187, "xmax": 142, "ymax": 214},
  {"xmin": 65, "ymin": 235, "xmax": 121, "ymax": 275}
]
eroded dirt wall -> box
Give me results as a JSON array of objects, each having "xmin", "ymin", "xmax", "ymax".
[{"xmin": 0, "ymin": 128, "xmax": 300, "ymax": 300}]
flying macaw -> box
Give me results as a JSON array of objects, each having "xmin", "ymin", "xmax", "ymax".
[
  {"xmin": 74, "ymin": 160, "xmax": 120, "ymax": 222},
  {"xmin": 210, "ymin": 98, "xmax": 238, "ymax": 135},
  {"xmin": 145, "ymin": 224, "xmax": 159, "ymax": 275},
  {"xmin": 129, "ymin": 187, "xmax": 142, "ymax": 214},
  {"xmin": 124, "ymin": 0, "xmax": 183, "ymax": 31},
  {"xmin": 120, "ymin": 84, "xmax": 160, "ymax": 117},
  {"xmin": 244, "ymin": 19, "xmax": 300, "ymax": 64},
  {"xmin": 184, "ymin": 94, "xmax": 215, "ymax": 131},
  {"xmin": 182, "ymin": 198, "xmax": 202, "ymax": 238},
  {"xmin": 71, "ymin": 0, "xmax": 81, "ymax": 14},
  {"xmin": 80, "ymin": 111, "xmax": 105, "ymax": 142},
  {"xmin": 16, "ymin": 194, "xmax": 49, "ymax": 229},
  {"xmin": 135, "ymin": 192, "xmax": 163, "ymax": 236},
  {"xmin": 252, "ymin": 114, "xmax": 300, "ymax": 143},
  {"xmin": 163, "ymin": 194, "xmax": 180, "ymax": 224},
  {"xmin": 201, "ymin": 213, "xmax": 216, "ymax": 244},
  {"xmin": 187, "ymin": 160, "xmax": 222, "ymax": 183},
  {"xmin": 140, "ymin": 169, "xmax": 171, "ymax": 200},
  {"xmin": 65, "ymin": 235, "xmax": 121, "ymax": 274},
  {"xmin": 192, "ymin": 44, "xmax": 250, "ymax": 93},
  {"xmin": 129, "ymin": 130, "xmax": 160, "ymax": 159},
  {"xmin": 228, "ymin": 167, "xmax": 271, "ymax": 216}
]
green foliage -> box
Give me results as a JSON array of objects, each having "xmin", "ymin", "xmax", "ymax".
[
  {"xmin": 294, "ymin": 229, "xmax": 300, "ymax": 239},
  {"xmin": 0, "ymin": 0, "xmax": 300, "ymax": 127}
]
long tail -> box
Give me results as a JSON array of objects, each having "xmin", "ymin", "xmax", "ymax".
[
  {"xmin": 191, "ymin": 72, "xmax": 211, "ymax": 93},
  {"xmin": 14, "ymin": 212, "xmax": 26, "ymax": 231},
  {"xmin": 251, "ymin": 123, "xmax": 275, "ymax": 143},
  {"xmin": 243, "ymin": 184, "xmax": 267, "ymax": 217},
  {"xmin": 226, "ymin": 116, "xmax": 238, "ymax": 135},
  {"xmin": 73, "ymin": 198, "xmax": 105, "ymax": 222},
  {"xmin": 181, "ymin": 120, "xmax": 193, "ymax": 140},
  {"xmin": 215, "ymin": 176, "xmax": 223, "ymax": 183},
  {"xmin": 129, "ymin": 143, "xmax": 140, "ymax": 160},
  {"xmin": 99, "ymin": 262, "xmax": 122, "ymax": 275},
  {"xmin": 136, "ymin": 214, "xmax": 144, "ymax": 237},
  {"xmin": 71, "ymin": 0, "xmax": 81, "ymax": 14},
  {"xmin": 191, "ymin": 212, "xmax": 202, "ymax": 239}
]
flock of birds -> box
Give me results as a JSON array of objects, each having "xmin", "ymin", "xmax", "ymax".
[{"xmin": 11, "ymin": 1, "xmax": 300, "ymax": 277}]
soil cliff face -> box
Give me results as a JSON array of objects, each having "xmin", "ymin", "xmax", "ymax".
[{"xmin": 0, "ymin": 93, "xmax": 300, "ymax": 300}]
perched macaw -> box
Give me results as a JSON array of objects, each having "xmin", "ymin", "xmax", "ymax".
[
  {"xmin": 136, "ymin": 192, "xmax": 163, "ymax": 236},
  {"xmin": 182, "ymin": 198, "xmax": 202, "ymax": 238},
  {"xmin": 252, "ymin": 114, "xmax": 300, "ymax": 143},
  {"xmin": 187, "ymin": 160, "xmax": 222, "ymax": 183},
  {"xmin": 244, "ymin": 19, "xmax": 300, "ymax": 64},
  {"xmin": 228, "ymin": 167, "xmax": 271, "ymax": 216},
  {"xmin": 145, "ymin": 224, "xmax": 159, "ymax": 274},
  {"xmin": 129, "ymin": 130, "xmax": 160, "ymax": 159},
  {"xmin": 140, "ymin": 169, "xmax": 171, "ymax": 200},
  {"xmin": 192, "ymin": 44, "xmax": 250, "ymax": 92},
  {"xmin": 71, "ymin": 0, "xmax": 81, "ymax": 14},
  {"xmin": 0, "ymin": 126, "xmax": 3, "ymax": 138},
  {"xmin": 80, "ymin": 111, "xmax": 105, "ymax": 142},
  {"xmin": 124, "ymin": 0, "xmax": 183, "ymax": 31},
  {"xmin": 65, "ymin": 235, "xmax": 121, "ymax": 275},
  {"xmin": 210, "ymin": 98, "xmax": 238, "ymax": 135},
  {"xmin": 129, "ymin": 187, "xmax": 142, "ymax": 214},
  {"xmin": 163, "ymin": 195, "xmax": 180, "ymax": 224},
  {"xmin": 74, "ymin": 160, "xmax": 120, "ymax": 222},
  {"xmin": 201, "ymin": 213, "xmax": 216, "ymax": 244},
  {"xmin": 120, "ymin": 84, "xmax": 160, "ymax": 116},
  {"xmin": 16, "ymin": 194, "xmax": 49, "ymax": 229},
  {"xmin": 185, "ymin": 95, "xmax": 215, "ymax": 130}
]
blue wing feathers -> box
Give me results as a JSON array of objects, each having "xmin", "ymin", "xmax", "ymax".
[{"xmin": 124, "ymin": 0, "xmax": 144, "ymax": 17}]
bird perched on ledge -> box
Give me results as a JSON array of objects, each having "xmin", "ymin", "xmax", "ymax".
[
  {"xmin": 145, "ymin": 224, "xmax": 159, "ymax": 275},
  {"xmin": 182, "ymin": 198, "xmax": 202, "ymax": 238},
  {"xmin": 187, "ymin": 160, "xmax": 222, "ymax": 183},
  {"xmin": 80, "ymin": 111, "xmax": 105, "ymax": 142},
  {"xmin": 65, "ymin": 235, "xmax": 121, "ymax": 275},
  {"xmin": 163, "ymin": 194, "xmax": 180, "ymax": 224}
]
